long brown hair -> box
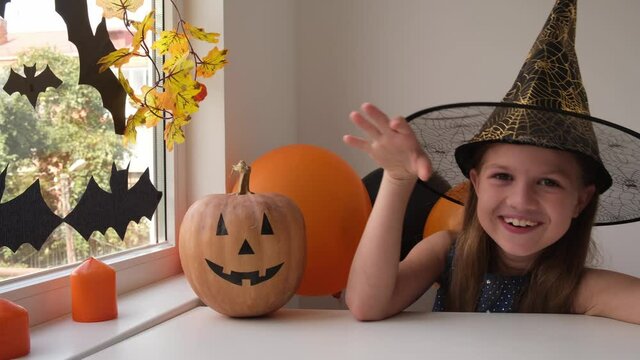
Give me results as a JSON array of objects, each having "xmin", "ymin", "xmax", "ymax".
[{"xmin": 445, "ymin": 147, "xmax": 599, "ymax": 313}]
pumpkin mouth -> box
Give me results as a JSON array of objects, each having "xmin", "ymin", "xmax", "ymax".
[{"xmin": 205, "ymin": 259, "xmax": 284, "ymax": 286}]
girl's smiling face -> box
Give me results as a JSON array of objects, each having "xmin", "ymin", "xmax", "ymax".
[{"xmin": 469, "ymin": 144, "xmax": 595, "ymax": 271}]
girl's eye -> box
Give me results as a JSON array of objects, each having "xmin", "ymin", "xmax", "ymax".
[
  {"xmin": 492, "ymin": 173, "xmax": 512, "ymax": 181},
  {"xmin": 539, "ymin": 178, "xmax": 559, "ymax": 187}
]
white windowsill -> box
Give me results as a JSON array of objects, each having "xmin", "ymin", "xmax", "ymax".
[
  {"xmin": 21, "ymin": 274, "xmax": 200, "ymax": 360},
  {"xmin": 1, "ymin": 244, "xmax": 184, "ymax": 327}
]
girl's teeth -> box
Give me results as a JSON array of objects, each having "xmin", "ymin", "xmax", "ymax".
[{"xmin": 504, "ymin": 217, "xmax": 538, "ymax": 227}]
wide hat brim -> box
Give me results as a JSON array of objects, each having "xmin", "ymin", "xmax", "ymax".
[{"xmin": 407, "ymin": 101, "xmax": 640, "ymax": 226}]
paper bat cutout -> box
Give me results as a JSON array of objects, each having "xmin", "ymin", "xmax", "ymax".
[
  {"xmin": 54, "ymin": 0, "xmax": 127, "ymax": 135},
  {"xmin": 64, "ymin": 164, "xmax": 163, "ymax": 240},
  {"xmin": 2, "ymin": 65, "xmax": 63, "ymax": 108},
  {"xmin": 0, "ymin": 0, "xmax": 11, "ymax": 18},
  {"xmin": 0, "ymin": 166, "xmax": 63, "ymax": 252}
]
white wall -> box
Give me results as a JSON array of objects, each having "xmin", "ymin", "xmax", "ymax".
[
  {"xmin": 182, "ymin": 0, "xmax": 227, "ymax": 203},
  {"xmin": 223, "ymin": 0, "xmax": 298, "ymax": 191},
  {"xmin": 183, "ymin": 0, "xmax": 640, "ymax": 303}
]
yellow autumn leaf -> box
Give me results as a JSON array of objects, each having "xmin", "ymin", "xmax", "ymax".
[
  {"xmin": 173, "ymin": 114, "xmax": 191, "ymax": 127},
  {"xmin": 144, "ymin": 107, "xmax": 165, "ymax": 128},
  {"xmin": 118, "ymin": 68, "xmax": 141, "ymax": 104},
  {"xmin": 184, "ymin": 22, "xmax": 220, "ymax": 43},
  {"xmin": 162, "ymin": 54, "xmax": 195, "ymax": 76},
  {"xmin": 141, "ymin": 86, "xmax": 175, "ymax": 115},
  {"xmin": 163, "ymin": 56, "xmax": 197, "ymax": 94},
  {"xmin": 123, "ymin": 107, "xmax": 149, "ymax": 145},
  {"xmin": 97, "ymin": 48, "xmax": 134, "ymax": 72},
  {"xmin": 174, "ymin": 87, "xmax": 201, "ymax": 117},
  {"xmin": 166, "ymin": 73, "xmax": 198, "ymax": 96},
  {"xmin": 157, "ymin": 92, "xmax": 176, "ymax": 114},
  {"xmin": 164, "ymin": 120, "xmax": 187, "ymax": 151},
  {"xmin": 97, "ymin": 0, "xmax": 144, "ymax": 20},
  {"xmin": 196, "ymin": 47, "xmax": 228, "ymax": 78},
  {"xmin": 131, "ymin": 10, "xmax": 155, "ymax": 52},
  {"xmin": 152, "ymin": 31, "xmax": 189, "ymax": 56},
  {"xmin": 162, "ymin": 52, "xmax": 188, "ymax": 74},
  {"xmin": 140, "ymin": 86, "xmax": 158, "ymax": 108}
]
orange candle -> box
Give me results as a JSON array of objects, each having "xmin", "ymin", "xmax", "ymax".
[
  {"xmin": 0, "ymin": 298, "xmax": 30, "ymax": 360},
  {"xmin": 71, "ymin": 257, "xmax": 118, "ymax": 322}
]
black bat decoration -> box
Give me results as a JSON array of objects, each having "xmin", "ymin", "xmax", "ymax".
[
  {"xmin": 0, "ymin": 166, "xmax": 63, "ymax": 252},
  {"xmin": 2, "ymin": 65, "xmax": 63, "ymax": 108},
  {"xmin": 54, "ymin": 0, "xmax": 127, "ymax": 135},
  {"xmin": 0, "ymin": 0, "xmax": 11, "ymax": 18},
  {"xmin": 64, "ymin": 164, "xmax": 163, "ymax": 240}
]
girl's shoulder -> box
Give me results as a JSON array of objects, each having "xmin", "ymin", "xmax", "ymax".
[{"xmin": 573, "ymin": 268, "xmax": 640, "ymax": 324}]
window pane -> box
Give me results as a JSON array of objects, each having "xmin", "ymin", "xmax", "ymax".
[{"xmin": 0, "ymin": 0, "xmax": 164, "ymax": 281}]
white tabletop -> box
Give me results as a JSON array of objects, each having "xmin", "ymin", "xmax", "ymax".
[{"xmin": 88, "ymin": 307, "xmax": 640, "ymax": 360}]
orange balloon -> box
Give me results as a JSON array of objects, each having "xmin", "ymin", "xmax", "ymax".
[
  {"xmin": 238, "ymin": 144, "xmax": 371, "ymax": 296},
  {"xmin": 423, "ymin": 182, "xmax": 469, "ymax": 238}
]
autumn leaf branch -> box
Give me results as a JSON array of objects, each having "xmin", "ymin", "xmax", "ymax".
[{"xmin": 96, "ymin": 0, "xmax": 228, "ymax": 150}]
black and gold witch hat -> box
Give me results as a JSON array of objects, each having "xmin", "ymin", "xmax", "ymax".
[{"xmin": 407, "ymin": 0, "xmax": 640, "ymax": 225}]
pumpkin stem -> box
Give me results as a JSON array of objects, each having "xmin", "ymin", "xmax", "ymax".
[{"xmin": 232, "ymin": 160, "xmax": 253, "ymax": 195}]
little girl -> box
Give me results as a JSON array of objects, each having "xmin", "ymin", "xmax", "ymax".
[{"xmin": 343, "ymin": 0, "xmax": 640, "ymax": 324}]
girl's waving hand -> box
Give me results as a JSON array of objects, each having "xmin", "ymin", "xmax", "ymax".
[{"xmin": 343, "ymin": 103, "xmax": 432, "ymax": 182}]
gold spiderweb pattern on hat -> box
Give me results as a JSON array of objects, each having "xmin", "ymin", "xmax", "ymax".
[
  {"xmin": 473, "ymin": 107, "xmax": 601, "ymax": 161},
  {"xmin": 514, "ymin": 0, "xmax": 585, "ymax": 114},
  {"xmin": 470, "ymin": 0, "xmax": 600, "ymax": 161}
]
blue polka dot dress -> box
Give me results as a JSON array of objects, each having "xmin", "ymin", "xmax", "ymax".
[{"xmin": 432, "ymin": 248, "xmax": 530, "ymax": 313}]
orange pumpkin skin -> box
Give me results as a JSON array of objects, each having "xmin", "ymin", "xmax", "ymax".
[{"xmin": 179, "ymin": 165, "xmax": 306, "ymax": 317}]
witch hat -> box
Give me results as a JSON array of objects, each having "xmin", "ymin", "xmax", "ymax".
[{"xmin": 407, "ymin": 0, "xmax": 640, "ymax": 225}]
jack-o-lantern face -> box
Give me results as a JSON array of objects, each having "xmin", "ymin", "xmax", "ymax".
[
  {"xmin": 205, "ymin": 213, "xmax": 284, "ymax": 286},
  {"xmin": 179, "ymin": 163, "xmax": 306, "ymax": 317}
]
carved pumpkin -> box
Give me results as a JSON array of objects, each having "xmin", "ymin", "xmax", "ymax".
[{"xmin": 179, "ymin": 161, "xmax": 306, "ymax": 317}]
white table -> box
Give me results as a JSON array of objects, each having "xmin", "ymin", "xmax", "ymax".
[{"xmin": 88, "ymin": 307, "xmax": 640, "ymax": 359}]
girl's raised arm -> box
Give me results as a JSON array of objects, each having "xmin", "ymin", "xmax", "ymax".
[{"xmin": 343, "ymin": 103, "xmax": 451, "ymax": 320}]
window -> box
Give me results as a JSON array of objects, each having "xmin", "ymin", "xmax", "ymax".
[{"xmin": 0, "ymin": 0, "xmax": 181, "ymax": 325}]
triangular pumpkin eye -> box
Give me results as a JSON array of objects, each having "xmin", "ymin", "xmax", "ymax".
[
  {"xmin": 216, "ymin": 214, "xmax": 228, "ymax": 235},
  {"xmin": 238, "ymin": 239, "xmax": 255, "ymax": 255},
  {"xmin": 261, "ymin": 213, "xmax": 274, "ymax": 235}
]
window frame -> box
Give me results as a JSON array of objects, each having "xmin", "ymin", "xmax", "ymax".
[{"xmin": 0, "ymin": 0, "xmax": 186, "ymax": 327}]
